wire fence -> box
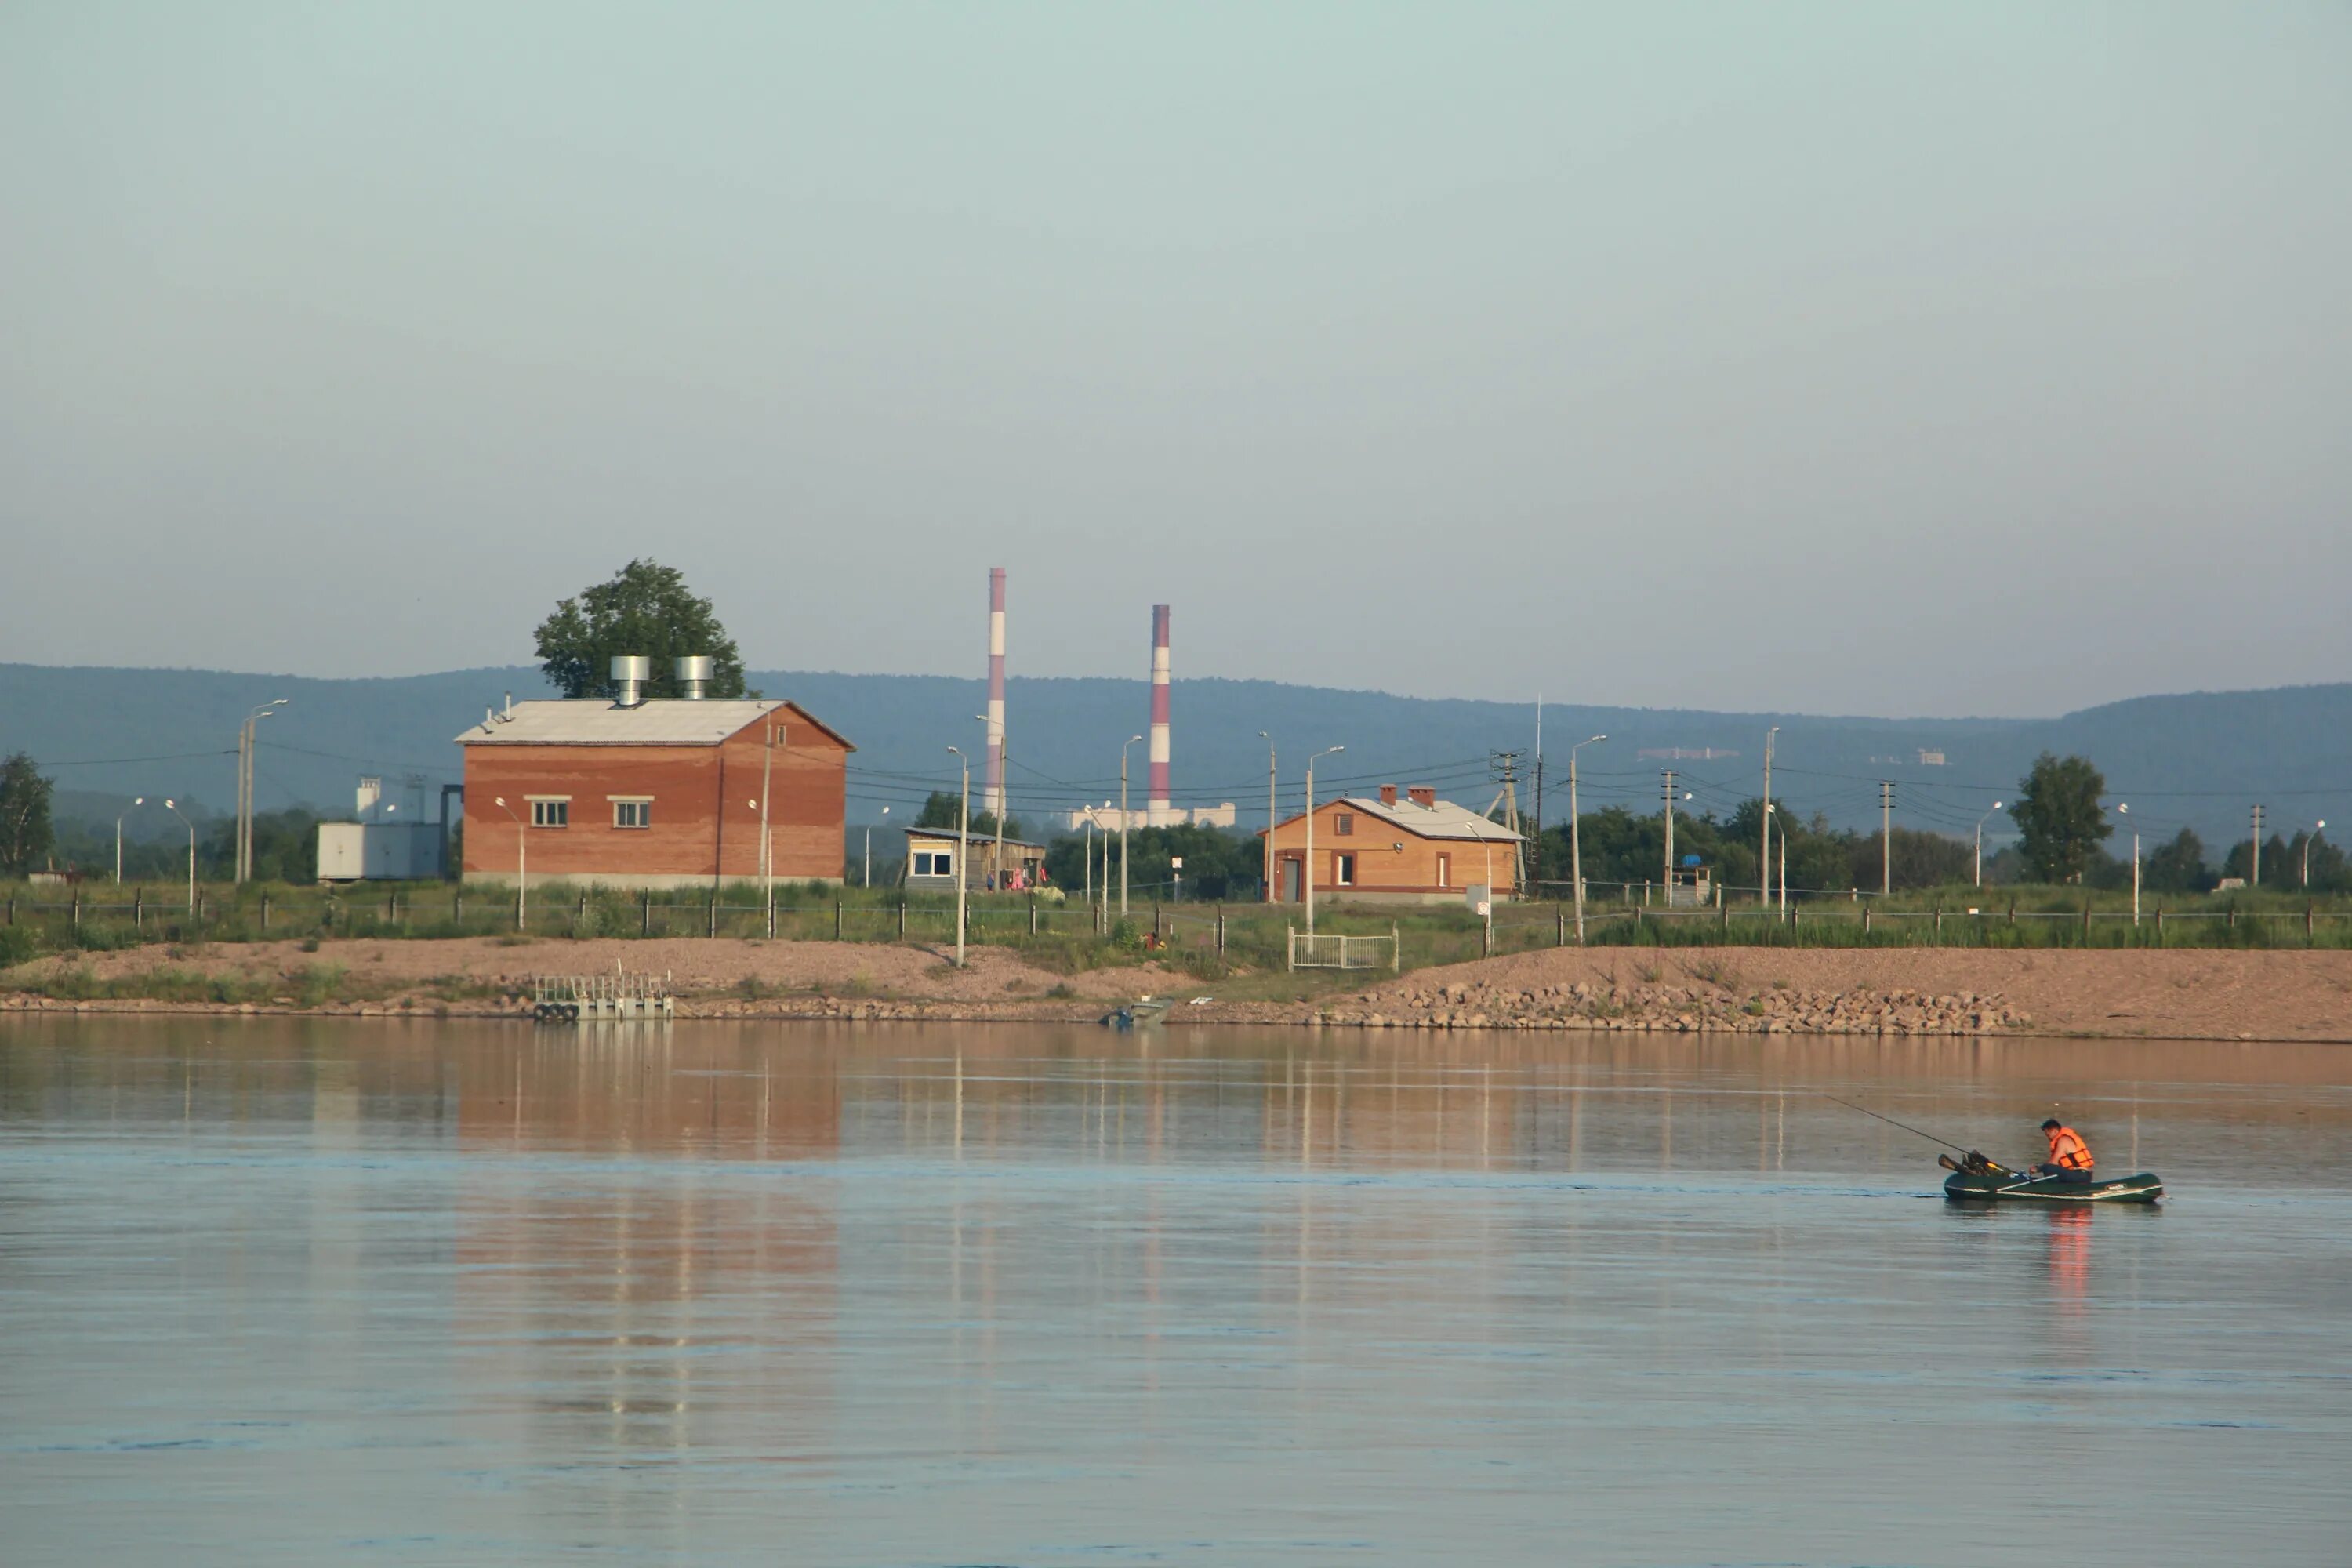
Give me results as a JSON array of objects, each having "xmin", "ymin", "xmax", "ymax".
[{"xmin": 7, "ymin": 880, "xmax": 2351, "ymax": 967}]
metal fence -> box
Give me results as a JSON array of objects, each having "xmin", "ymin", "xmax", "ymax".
[{"xmin": 1287, "ymin": 927, "xmax": 1401, "ymax": 971}]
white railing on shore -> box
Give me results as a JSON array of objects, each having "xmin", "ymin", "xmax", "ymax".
[{"xmin": 1287, "ymin": 926, "xmax": 1399, "ymax": 972}]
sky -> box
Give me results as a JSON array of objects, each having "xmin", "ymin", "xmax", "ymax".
[{"xmin": 5, "ymin": 4, "xmax": 2348, "ymax": 717}]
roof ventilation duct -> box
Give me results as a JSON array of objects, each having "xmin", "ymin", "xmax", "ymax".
[
  {"xmin": 674, "ymin": 655, "xmax": 713, "ymax": 700},
  {"xmin": 610, "ymin": 655, "xmax": 652, "ymax": 709}
]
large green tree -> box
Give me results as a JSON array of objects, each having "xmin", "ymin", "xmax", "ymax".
[
  {"xmin": 0, "ymin": 752, "xmax": 56, "ymax": 874},
  {"xmin": 2010, "ymin": 752, "xmax": 2111, "ymax": 884},
  {"xmin": 913, "ymin": 789, "xmax": 1022, "ymax": 841},
  {"xmin": 535, "ymin": 560, "xmax": 752, "ymax": 700},
  {"xmin": 2143, "ymin": 828, "xmax": 2210, "ymax": 894}
]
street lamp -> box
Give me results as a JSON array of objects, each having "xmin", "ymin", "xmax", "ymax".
[
  {"xmin": 946, "ymin": 746, "xmax": 969, "ymax": 967},
  {"xmin": 493, "ymin": 797, "xmax": 525, "ymax": 929},
  {"xmin": 2118, "ymin": 803, "xmax": 2140, "ymax": 925},
  {"xmin": 2305, "ymin": 821, "xmax": 2327, "ymax": 889},
  {"xmin": 1118, "ymin": 734, "xmax": 1143, "ymax": 917},
  {"xmin": 114, "ymin": 796, "xmax": 146, "ymax": 884},
  {"xmin": 1569, "ymin": 735, "xmax": 1606, "ymax": 945},
  {"xmin": 1258, "ymin": 731, "xmax": 1276, "ymax": 904},
  {"xmin": 1303, "ymin": 745, "xmax": 1345, "ymax": 936},
  {"xmin": 1463, "ymin": 819, "xmax": 1496, "ymax": 956},
  {"xmin": 1080, "ymin": 806, "xmax": 1099, "ymax": 906},
  {"xmin": 236, "ymin": 699, "xmax": 288, "ymax": 884},
  {"xmin": 865, "ymin": 805, "xmax": 890, "ymax": 887},
  {"xmin": 161, "ymin": 798, "xmax": 195, "ymax": 914},
  {"xmin": 1973, "ymin": 801, "xmax": 2005, "ymax": 889},
  {"xmin": 1760, "ymin": 726, "xmax": 1777, "ymax": 909}
]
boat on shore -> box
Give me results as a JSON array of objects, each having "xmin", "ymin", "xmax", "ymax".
[{"xmin": 1939, "ymin": 1154, "xmax": 2163, "ymax": 1204}]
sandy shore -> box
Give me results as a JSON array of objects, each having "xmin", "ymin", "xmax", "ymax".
[{"xmin": 5, "ymin": 937, "xmax": 2350, "ymax": 1040}]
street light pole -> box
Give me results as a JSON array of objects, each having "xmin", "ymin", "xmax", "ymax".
[
  {"xmin": 2118, "ymin": 803, "xmax": 2140, "ymax": 925},
  {"xmin": 1760, "ymin": 726, "xmax": 1777, "ymax": 909},
  {"xmin": 1119, "ymin": 735, "xmax": 1142, "ymax": 918},
  {"xmin": 865, "ymin": 804, "xmax": 890, "ymax": 888},
  {"xmin": 236, "ymin": 699, "xmax": 287, "ymax": 884},
  {"xmin": 1258, "ymin": 731, "xmax": 1275, "ymax": 904},
  {"xmin": 1303, "ymin": 746, "xmax": 1345, "ymax": 936},
  {"xmin": 1973, "ymin": 801, "xmax": 2005, "ymax": 889},
  {"xmin": 115, "ymin": 797, "xmax": 146, "ymax": 884},
  {"xmin": 1570, "ymin": 735, "xmax": 1605, "ymax": 945},
  {"xmin": 493, "ymin": 797, "xmax": 526, "ymax": 928},
  {"xmin": 1464, "ymin": 820, "xmax": 1495, "ymax": 956},
  {"xmin": 946, "ymin": 746, "xmax": 969, "ymax": 967},
  {"xmin": 162, "ymin": 798, "xmax": 195, "ymax": 914},
  {"xmin": 2305, "ymin": 821, "xmax": 2327, "ymax": 888}
]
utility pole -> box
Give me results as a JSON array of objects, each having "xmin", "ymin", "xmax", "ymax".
[
  {"xmin": 2251, "ymin": 804, "xmax": 2264, "ymax": 887},
  {"xmin": 1570, "ymin": 735, "xmax": 1604, "ymax": 944},
  {"xmin": 946, "ymin": 746, "xmax": 969, "ymax": 966},
  {"xmin": 1259, "ymin": 731, "xmax": 1276, "ymax": 903},
  {"xmin": 1661, "ymin": 770, "xmax": 1677, "ymax": 902},
  {"xmin": 1531, "ymin": 697, "xmax": 1543, "ymax": 869},
  {"xmin": 1760, "ymin": 726, "xmax": 1777, "ymax": 909},
  {"xmin": 1489, "ymin": 750, "xmax": 1526, "ymax": 891},
  {"xmin": 1880, "ymin": 781, "xmax": 1893, "ymax": 897},
  {"xmin": 1120, "ymin": 735, "xmax": 1142, "ymax": 917}
]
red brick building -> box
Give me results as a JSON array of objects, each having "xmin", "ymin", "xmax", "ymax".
[
  {"xmin": 1262, "ymin": 785, "xmax": 1523, "ymax": 905},
  {"xmin": 456, "ymin": 698, "xmax": 852, "ymax": 889}
]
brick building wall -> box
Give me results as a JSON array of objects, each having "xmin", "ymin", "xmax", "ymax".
[
  {"xmin": 461, "ymin": 704, "xmax": 848, "ymax": 888},
  {"xmin": 1265, "ymin": 799, "xmax": 1520, "ymax": 905}
]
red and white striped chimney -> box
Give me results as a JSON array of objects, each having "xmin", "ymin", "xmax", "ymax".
[
  {"xmin": 1147, "ymin": 604, "xmax": 1172, "ymax": 825},
  {"xmin": 985, "ymin": 567, "xmax": 1007, "ymax": 818}
]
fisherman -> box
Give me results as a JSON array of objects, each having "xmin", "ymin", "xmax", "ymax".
[{"xmin": 2037, "ymin": 1117, "xmax": 2095, "ymax": 1181}]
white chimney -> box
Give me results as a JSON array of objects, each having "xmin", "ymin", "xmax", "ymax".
[
  {"xmin": 674, "ymin": 655, "xmax": 713, "ymax": 700},
  {"xmin": 611, "ymin": 655, "xmax": 652, "ymax": 708}
]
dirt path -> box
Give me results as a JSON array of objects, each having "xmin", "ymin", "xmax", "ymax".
[{"xmin": 5, "ymin": 938, "xmax": 2350, "ymax": 1040}]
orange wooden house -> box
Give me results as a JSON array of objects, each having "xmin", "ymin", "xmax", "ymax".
[
  {"xmin": 1262, "ymin": 786, "xmax": 1523, "ymax": 905},
  {"xmin": 456, "ymin": 691, "xmax": 852, "ymax": 889}
]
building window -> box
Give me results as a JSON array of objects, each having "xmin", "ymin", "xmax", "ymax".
[
  {"xmin": 915, "ymin": 851, "xmax": 953, "ymax": 877},
  {"xmin": 1334, "ymin": 812, "xmax": 1355, "ymax": 836},
  {"xmin": 1334, "ymin": 852, "xmax": 1356, "ymax": 887},
  {"xmin": 612, "ymin": 800, "xmax": 651, "ymax": 829},
  {"xmin": 530, "ymin": 799, "xmax": 569, "ymax": 828}
]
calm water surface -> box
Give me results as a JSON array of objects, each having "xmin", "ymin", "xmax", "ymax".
[{"xmin": 2, "ymin": 1018, "xmax": 2348, "ymax": 1566}]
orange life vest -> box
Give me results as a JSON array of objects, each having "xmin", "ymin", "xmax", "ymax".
[{"xmin": 2046, "ymin": 1124, "xmax": 2093, "ymax": 1170}]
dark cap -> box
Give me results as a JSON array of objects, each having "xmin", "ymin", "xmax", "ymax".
[{"xmin": 2041, "ymin": 1117, "xmax": 2063, "ymax": 1131}]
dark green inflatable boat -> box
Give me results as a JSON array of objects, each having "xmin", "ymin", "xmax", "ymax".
[{"xmin": 1939, "ymin": 1152, "xmax": 2163, "ymax": 1204}]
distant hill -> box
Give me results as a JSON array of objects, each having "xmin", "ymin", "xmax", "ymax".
[{"xmin": 2, "ymin": 662, "xmax": 2343, "ymax": 849}]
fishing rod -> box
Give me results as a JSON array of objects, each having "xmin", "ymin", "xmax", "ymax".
[{"xmin": 1819, "ymin": 1094, "xmax": 1982, "ymax": 1158}]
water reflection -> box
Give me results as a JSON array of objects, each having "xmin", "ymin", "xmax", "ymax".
[{"xmin": 2, "ymin": 1017, "xmax": 2349, "ymax": 1566}]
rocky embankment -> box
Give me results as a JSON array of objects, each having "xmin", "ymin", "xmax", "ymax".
[{"xmin": 1316, "ymin": 975, "xmax": 2027, "ymax": 1033}]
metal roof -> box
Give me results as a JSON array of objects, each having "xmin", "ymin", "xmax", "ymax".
[
  {"xmin": 456, "ymin": 699, "xmax": 813, "ymax": 747},
  {"xmin": 1330, "ymin": 795, "xmax": 1523, "ymax": 843},
  {"xmin": 903, "ymin": 825, "xmax": 1044, "ymax": 851}
]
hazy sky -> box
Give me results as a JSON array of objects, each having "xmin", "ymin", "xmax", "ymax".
[{"xmin": 5, "ymin": 5, "xmax": 2347, "ymax": 716}]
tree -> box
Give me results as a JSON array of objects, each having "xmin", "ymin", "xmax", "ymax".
[
  {"xmin": 2143, "ymin": 829, "xmax": 2210, "ymax": 894},
  {"xmin": 2009, "ymin": 753, "xmax": 2111, "ymax": 884},
  {"xmin": 913, "ymin": 789, "xmax": 1022, "ymax": 841},
  {"xmin": 0, "ymin": 753, "xmax": 56, "ymax": 874},
  {"xmin": 534, "ymin": 560, "xmax": 751, "ymax": 701}
]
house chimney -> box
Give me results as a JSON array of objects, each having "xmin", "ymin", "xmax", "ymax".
[
  {"xmin": 611, "ymin": 655, "xmax": 651, "ymax": 708},
  {"xmin": 1408, "ymin": 786, "xmax": 1436, "ymax": 809},
  {"xmin": 674, "ymin": 655, "xmax": 713, "ymax": 699},
  {"xmin": 1379, "ymin": 785, "xmax": 1398, "ymax": 808}
]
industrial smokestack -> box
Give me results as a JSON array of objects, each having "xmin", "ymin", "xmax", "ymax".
[
  {"xmin": 985, "ymin": 568, "xmax": 1007, "ymax": 818},
  {"xmin": 674, "ymin": 655, "xmax": 713, "ymax": 699},
  {"xmin": 1148, "ymin": 604, "xmax": 1172, "ymax": 826},
  {"xmin": 610, "ymin": 655, "xmax": 651, "ymax": 708}
]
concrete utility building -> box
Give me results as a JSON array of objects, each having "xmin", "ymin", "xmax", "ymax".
[
  {"xmin": 1262, "ymin": 786, "xmax": 1523, "ymax": 905},
  {"xmin": 901, "ymin": 826, "xmax": 1048, "ymax": 892},
  {"xmin": 456, "ymin": 658, "xmax": 852, "ymax": 889}
]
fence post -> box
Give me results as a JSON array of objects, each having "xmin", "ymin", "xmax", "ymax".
[
  {"xmin": 73, "ymin": 891, "xmax": 82, "ymax": 931},
  {"xmin": 264, "ymin": 892, "xmax": 274, "ymax": 931},
  {"xmin": 2155, "ymin": 906, "xmax": 2165, "ymax": 946},
  {"xmin": 836, "ymin": 899, "xmax": 844, "ymax": 941},
  {"xmin": 135, "ymin": 891, "xmax": 143, "ymax": 933},
  {"xmin": 898, "ymin": 899, "xmax": 907, "ymax": 940},
  {"xmin": 2008, "ymin": 900, "xmax": 2016, "ymax": 926},
  {"xmin": 1217, "ymin": 904, "xmax": 1226, "ymax": 954},
  {"xmin": 2308, "ymin": 903, "xmax": 2316, "ymax": 944},
  {"xmin": 1557, "ymin": 908, "xmax": 1566, "ymax": 947},
  {"xmin": 2227, "ymin": 906, "xmax": 2237, "ymax": 932},
  {"xmin": 1862, "ymin": 905, "xmax": 1871, "ymax": 938},
  {"xmin": 1154, "ymin": 901, "xmax": 1163, "ymax": 945},
  {"xmin": 1029, "ymin": 896, "xmax": 1037, "ymax": 936},
  {"xmin": 1933, "ymin": 907, "xmax": 1942, "ymax": 945},
  {"xmin": 1392, "ymin": 922, "xmax": 1401, "ymax": 971},
  {"xmin": 641, "ymin": 892, "xmax": 652, "ymax": 938},
  {"xmin": 708, "ymin": 895, "xmax": 717, "ymax": 938},
  {"xmin": 1287, "ymin": 921, "xmax": 1295, "ymax": 972},
  {"xmin": 2082, "ymin": 904, "xmax": 2092, "ymax": 944}
]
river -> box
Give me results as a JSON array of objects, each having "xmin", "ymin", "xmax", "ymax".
[{"xmin": 2, "ymin": 1017, "xmax": 2347, "ymax": 1566}]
